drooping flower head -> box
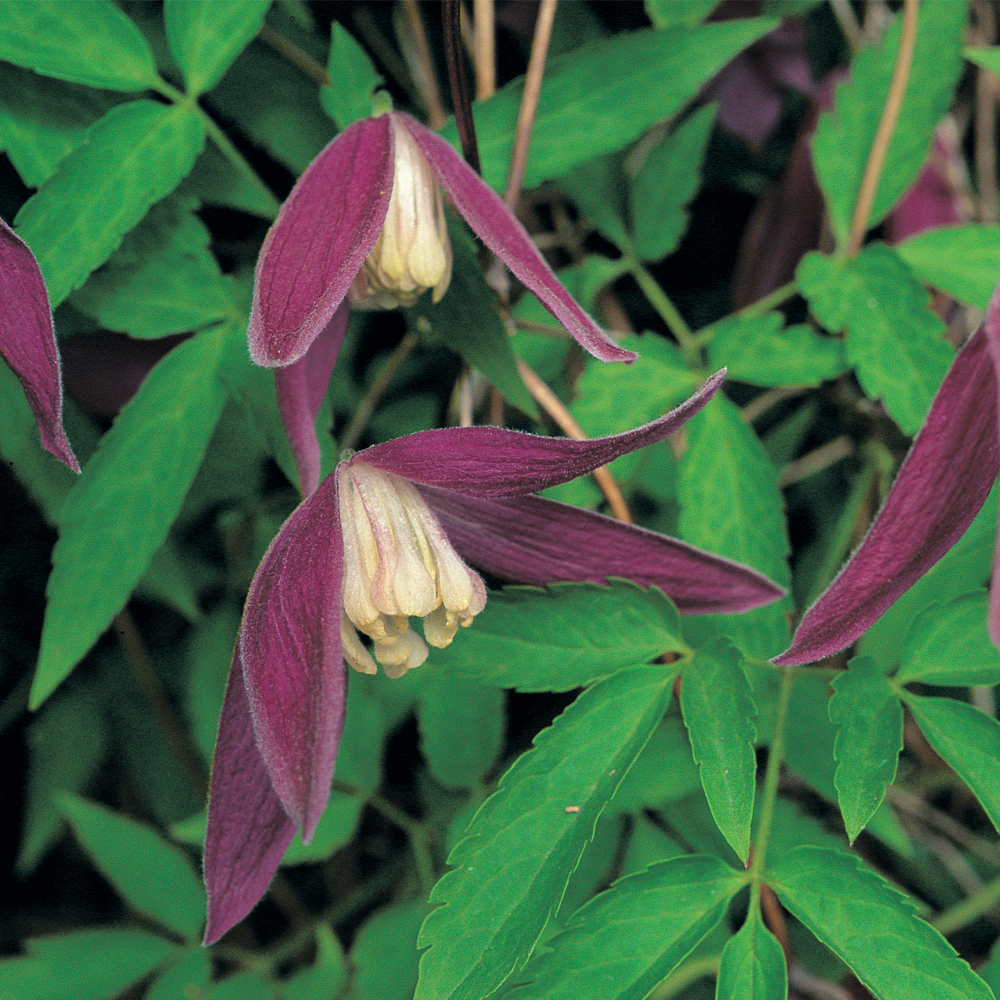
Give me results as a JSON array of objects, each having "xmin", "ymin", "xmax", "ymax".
[
  {"xmin": 0, "ymin": 218, "xmax": 79, "ymax": 472},
  {"xmin": 248, "ymin": 111, "xmax": 636, "ymax": 370},
  {"xmin": 203, "ymin": 369, "xmax": 785, "ymax": 942}
]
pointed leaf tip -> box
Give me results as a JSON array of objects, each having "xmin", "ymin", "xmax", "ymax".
[
  {"xmin": 248, "ymin": 116, "xmax": 393, "ymax": 367},
  {"xmin": 0, "ymin": 220, "xmax": 79, "ymax": 471}
]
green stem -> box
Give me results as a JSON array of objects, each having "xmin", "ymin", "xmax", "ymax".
[
  {"xmin": 153, "ymin": 78, "xmax": 281, "ymax": 219},
  {"xmin": 368, "ymin": 795, "xmax": 439, "ymax": 897},
  {"xmin": 649, "ymin": 953, "xmax": 721, "ymax": 998},
  {"xmin": 933, "ymin": 874, "xmax": 1000, "ymax": 937},
  {"xmin": 737, "ymin": 279, "xmax": 800, "ymax": 319},
  {"xmin": 750, "ymin": 666, "xmax": 795, "ymax": 880},
  {"xmin": 627, "ymin": 258, "xmax": 699, "ymax": 360}
]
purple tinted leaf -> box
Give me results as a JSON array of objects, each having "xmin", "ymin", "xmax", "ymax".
[
  {"xmin": 238, "ymin": 473, "xmax": 347, "ymax": 837},
  {"xmin": 274, "ymin": 301, "xmax": 350, "ymax": 497},
  {"xmin": 204, "ymin": 654, "xmax": 297, "ymax": 944},
  {"xmin": 248, "ymin": 116, "xmax": 393, "ymax": 367},
  {"xmin": 359, "ymin": 369, "xmax": 724, "ymax": 495},
  {"xmin": 399, "ymin": 114, "xmax": 636, "ymax": 364},
  {"xmin": 0, "ymin": 220, "xmax": 79, "ymax": 471},
  {"xmin": 774, "ymin": 319, "xmax": 1000, "ymax": 666},
  {"xmin": 421, "ymin": 488, "xmax": 784, "ymax": 615}
]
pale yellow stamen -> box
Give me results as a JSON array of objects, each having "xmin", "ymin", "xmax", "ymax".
[
  {"xmin": 338, "ymin": 462, "xmax": 486, "ymax": 677},
  {"xmin": 351, "ymin": 117, "xmax": 453, "ymax": 309}
]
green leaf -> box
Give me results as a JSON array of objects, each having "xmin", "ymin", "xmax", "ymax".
[
  {"xmin": 829, "ymin": 656, "xmax": 903, "ymax": 842},
  {"xmin": 707, "ymin": 313, "xmax": 848, "ymax": 387},
  {"xmin": 455, "ymin": 19, "xmax": 777, "ymax": 191},
  {"xmin": 59, "ymin": 793, "xmax": 204, "ymax": 940},
  {"xmin": 680, "ymin": 639, "xmax": 757, "ymax": 861},
  {"xmin": 630, "ymin": 103, "xmax": 717, "ymax": 262},
  {"xmin": 645, "ymin": 0, "xmax": 722, "ymax": 28},
  {"xmin": 33, "ymin": 326, "xmax": 231, "ymax": 707},
  {"xmin": 0, "ymin": 63, "xmax": 123, "ymax": 187},
  {"xmin": 0, "ymin": 0, "xmax": 159, "ymax": 91},
  {"xmin": 505, "ymin": 855, "xmax": 744, "ymax": 1000},
  {"xmin": 896, "ymin": 224, "xmax": 1000, "ymax": 311},
  {"xmin": 769, "ymin": 846, "xmax": 994, "ymax": 1000},
  {"xmin": 349, "ymin": 902, "xmax": 426, "ymax": 1000},
  {"xmin": 1, "ymin": 931, "xmax": 175, "ymax": 1000},
  {"xmin": 282, "ymin": 925, "xmax": 348, "ymax": 1000},
  {"xmin": 416, "ymin": 666, "xmax": 676, "ymax": 1000},
  {"xmin": 164, "ymin": 0, "xmax": 271, "ymax": 96},
  {"xmin": 17, "ymin": 683, "xmax": 106, "ymax": 875},
  {"xmin": 903, "ymin": 693, "xmax": 1000, "ymax": 836},
  {"xmin": 716, "ymin": 907, "xmax": 788, "ymax": 1000},
  {"xmin": 812, "ymin": 1, "xmax": 966, "ymax": 243},
  {"xmin": 608, "ymin": 716, "xmax": 702, "ymax": 812},
  {"xmin": 896, "ymin": 592, "xmax": 1000, "ymax": 686},
  {"xmin": 321, "ymin": 23, "xmax": 384, "ymax": 129},
  {"xmin": 70, "ymin": 195, "xmax": 233, "ymax": 338},
  {"xmin": 15, "ymin": 100, "xmax": 207, "ymax": 306},
  {"xmin": 418, "ymin": 678, "xmax": 505, "ymax": 789},
  {"xmin": 147, "ymin": 949, "xmax": 212, "ymax": 1000},
  {"xmin": 428, "ymin": 580, "xmax": 688, "ymax": 692},
  {"xmin": 797, "ymin": 245, "xmax": 953, "ymax": 435},
  {"xmin": 561, "ymin": 152, "xmax": 631, "ymax": 249},
  {"xmin": 406, "ymin": 222, "xmax": 537, "ymax": 418}
]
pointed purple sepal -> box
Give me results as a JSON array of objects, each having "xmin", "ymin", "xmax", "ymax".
[
  {"xmin": 399, "ymin": 114, "xmax": 637, "ymax": 364},
  {"xmin": 204, "ymin": 653, "xmax": 297, "ymax": 944},
  {"xmin": 774, "ymin": 308, "xmax": 1000, "ymax": 666},
  {"xmin": 0, "ymin": 220, "xmax": 79, "ymax": 471},
  {"xmin": 358, "ymin": 369, "xmax": 724, "ymax": 495},
  {"xmin": 422, "ymin": 488, "xmax": 784, "ymax": 614},
  {"xmin": 275, "ymin": 301, "xmax": 350, "ymax": 497},
  {"xmin": 238, "ymin": 474, "xmax": 347, "ymax": 836},
  {"xmin": 248, "ymin": 117, "xmax": 393, "ymax": 367}
]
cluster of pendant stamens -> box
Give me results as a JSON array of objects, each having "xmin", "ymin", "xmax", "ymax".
[
  {"xmin": 351, "ymin": 116, "xmax": 453, "ymax": 310},
  {"xmin": 338, "ymin": 462, "xmax": 485, "ymax": 678}
]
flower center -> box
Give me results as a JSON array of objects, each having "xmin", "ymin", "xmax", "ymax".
[
  {"xmin": 351, "ymin": 116, "xmax": 453, "ymax": 309},
  {"xmin": 338, "ymin": 462, "xmax": 485, "ymax": 677}
]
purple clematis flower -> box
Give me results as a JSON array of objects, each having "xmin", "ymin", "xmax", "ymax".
[
  {"xmin": 203, "ymin": 369, "xmax": 785, "ymax": 942},
  {"xmin": 773, "ymin": 283, "xmax": 1000, "ymax": 666},
  {"xmin": 249, "ymin": 111, "xmax": 634, "ymax": 371},
  {"xmin": 0, "ymin": 218, "xmax": 79, "ymax": 472}
]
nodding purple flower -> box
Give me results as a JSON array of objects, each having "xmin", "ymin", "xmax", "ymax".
[
  {"xmin": 247, "ymin": 111, "xmax": 636, "ymax": 371},
  {"xmin": 203, "ymin": 369, "xmax": 785, "ymax": 943},
  {"xmin": 0, "ymin": 219, "xmax": 79, "ymax": 472},
  {"xmin": 774, "ymin": 283, "xmax": 1000, "ymax": 667}
]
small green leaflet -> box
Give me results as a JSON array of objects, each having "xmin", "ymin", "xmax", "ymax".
[
  {"xmin": 504, "ymin": 855, "xmax": 744, "ymax": 1000},
  {"xmin": 829, "ymin": 656, "xmax": 903, "ymax": 842},
  {"xmin": 797, "ymin": 245, "xmax": 953, "ymax": 435},
  {"xmin": 417, "ymin": 678, "xmax": 504, "ymax": 789},
  {"xmin": 0, "ymin": 0, "xmax": 159, "ymax": 91},
  {"xmin": 69, "ymin": 196, "xmax": 233, "ymax": 338},
  {"xmin": 716, "ymin": 906, "xmax": 787, "ymax": 1000},
  {"xmin": 0, "ymin": 929, "xmax": 176, "ymax": 1000},
  {"xmin": 15, "ymin": 100, "xmax": 206, "ymax": 306},
  {"xmin": 415, "ymin": 666, "xmax": 676, "ymax": 1000},
  {"xmin": 769, "ymin": 846, "xmax": 994, "ymax": 1000},
  {"xmin": 147, "ymin": 949, "xmax": 212, "ymax": 1000},
  {"xmin": 451, "ymin": 19, "xmax": 777, "ymax": 191},
  {"xmin": 164, "ymin": 0, "xmax": 271, "ymax": 97},
  {"xmin": 680, "ymin": 639, "xmax": 757, "ymax": 861},
  {"xmin": 59, "ymin": 794, "xmax": 204, "ymax": 941},
  {"xmin": 897, "ymin": 224, "xmax": 1000, "ymax": 311},
  {"xmin": 349, "ymin": 901, "xmax": 425, "ymax": 1000},
  {"xmin": 903, "ymin": 693, "xmax": 1000, "ymax": 836},
  {"xmin": 707, "ymin": 313, "xmax": 847, "ymax": 387},
  {"xmin": 812, "ymin": 1, "xmax": 966, "ymax": 244},
  {"xmin": 33, "ymin": 325, "xmax": 232, "ymax": 707},
  {"xmin": 629, "ymin": 103, "xmax": 717, "ymax": 262},
  {"xmin": 321, "ymin": 23, "xmax": 384, "ymax": 129},
  {"xmin": 281, "ymin": 925, "xmax": 347, "ymax": 1000},
  {"xmin": 896, "ymin": 591, "xmax": 1000, "ymax": 687},
  {"xmin": 645, "ymin": 0, "xmax": 721, "ymax": 29},
  {"xmin": 427, "ymin": 580, "xmax": 687, "ymax": 692}
]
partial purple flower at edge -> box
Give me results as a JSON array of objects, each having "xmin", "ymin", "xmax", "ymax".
[
  {"xmin": 203, "ymin": 369, "xmax": 785, "ymax": 943},
  {"xmin": 0, "ymin": 219, "xmax": 79, "ymax": 472},
  {"xmin": 248, "ymin": 112, "xmax": 636, "ymax": 373},
  {"xmin": 773, "ymin": 283, "xmax": 1000, "ymax": 667}
]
